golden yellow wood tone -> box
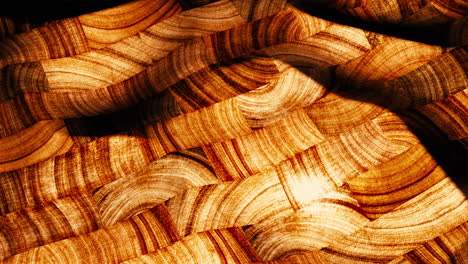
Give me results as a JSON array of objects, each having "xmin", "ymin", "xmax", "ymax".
[{"xmin": 0, "ymin": 0, "xmax": 466, "ymax": 263}]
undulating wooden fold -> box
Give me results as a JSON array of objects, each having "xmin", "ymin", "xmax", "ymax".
[
  {"xmin": 203, "ymin": 7, "xmax": 331, "ymax": 62},
  {"xmin": 2, "ymin": 3, "xmax": 238, "ymax": 100},
  {"xmin": 122, "ymin": 227, "xmax": 262, "ymax": 264},
  {"xmin": 94, "ymin": 148, "xmax": 219, "ymax": 226},
  {"xmin": 304, "ymin": 92, "xmax": 388, "ymax": 135},
  {"xmin": 322, "ymin": 178, "xmax": 467, "ymax": 261},
  {"xmin": 0, "ymin": 18, "xmax": 90, "ymax": 69},
  {"xmin": 2, "ymin": 205, "xmax": 181, "ymax": 264},
  {"xmin": 0, "ymin": 194, "xmax": 101, "ymax": 260},
  {"xmin": 236, "ymin": 65, "xmax": 330, "ymax": 128},
  {"xmin": 0, "ymin": 120, "xmax": 69, "ymax": 163},
  {"xmin": 336, "ymin": 37, "xmax": 443, "ymax": 86},
  {"xmin": 417, "ymin": 89, "xmax": 468, "ymax": 140},
  {"xmin": 62, "ymin": 54, "xmax": 277, "ymax": 142},
  {"xmin": 333, "ymin": 42, "xmax": 467, "ymax": 112},
  {"xmin": 42, "ymin": 0, "xmax": 244, "ymax": 92},
  {"xmin": 245, "ymin": 196, "xmax": 369, "ymax": 261},
  {"xmin": 0, "ymin": 7, "xmax": 328, "ymax": 137},
  {"xmin": 0, "ymin": 97, "xmax": 253, "ymax": 214},
  {"xmin": 346, "ymin": 143, "xmax": 447, "ymax": 218},
  {"xmin": 431, "ymin": 0, "xmax": 468, "ymax": 18},
  {"xmin": 341, "ymin": 0, "xmax": 409, "ymax": 24},
  {"xmin": 0, "ymin": 0, "xmax": 184, "ymax": 68},
  {"xmin": 204, "ymin": 109, "xmax": 324, "ymax": 181},
  {"xmin": 387, "ymin": 46, "xmax": 467, "ymax": 108},
  {"xmin": 261, "ymin": 23, "xmax": 371, "ymax": 68},
  {"xmin": 388, "ymin": 222, "xmax": 468, "ymax": 264},
  {"xmin": 0, "ymin": 44, "xmax": 263, "ymax": 135},
  {"xmin": 78, "ymin": 0, "xmax": 183, "ymax": 49},
  {"xmin": 166, "ymin": 170, "xmax": 293, "ymax": 236},
  {"xmin": 0, "ymin": 135, "xmax": 155, "ymax": 215},
  {"xmin": 231, "ymin": 0, "xmax": 288, "ymax": 21},
  {"xmin": 0, "ymin": 123, "xmax": 73, "ymax": 173},
  {"xmin": 0, "ymin": 62, "xmax": 49, "ymax": 101},
  {"xmin": 169, "ymin": 56, "xmax": 280, "ymax": 112},
  {"xmin": 0, "ymin": 1, "xmax": 466, "ymax": 263},
  {"xmin": 341, "ymin": 0, "xmax": 466, "ymax": 24},
  {"xmin": 145, "ymin": 98, "xmax": 252, "ymax": 156},
  {"xmin": 136, "ymin": 0, "xmax": 243, "ymax": 59},
  {"xmin": 278, "ymin": 112, "xmax": 419, "ymax": 210}
]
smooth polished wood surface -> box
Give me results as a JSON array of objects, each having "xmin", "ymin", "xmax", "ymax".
[{"xmin": 0, "ymin": 0, "xmax": 467, "ymax": 263}]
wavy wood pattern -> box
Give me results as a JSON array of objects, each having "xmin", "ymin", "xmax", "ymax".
[
  {"xmin": 0, "ymin": 0, "xmax": 184, "ymax": 68},
  {"xmin": 78, "ymin": 0, "xmax": 183, "ymax": 49},
  {"xmin": 0, "ymin": 195, "xmax": 101, "ymax": 260},
  {"xmin": 0, "ymin": 18, "xmax": 90, "ymax": 69},
  {"xmin": 0, "ymin": 120, "xmax": 73, "ymax": 172},
  {"xmin": 204, "ymin": 109, "xmax": 324, "ymax": 181},
  {"xmin": 122, "ymin": 227, "xmax": 261, "ymax": 264},
  {"xmin": 41, "ymin": 0, "xmax": 244, "ymax": 92},
  {"xmin": 417, "ymin": 89, "xmax": 468, "ymax": 140},
  {"xmin": 339, "ymin": 0, "xmax": 468, "ymax": 24},
  {"xmin": 388, "ymin": 222, "xmax": 468, "ymax": 263},
  {"xmin": 0, "ymin": 0, "xmax": 467, "ymax": 263},
  {"xmin": 2, "ymin": 205, "xmax": 181, "ymax": 264},
  {"xmin": 94, "ymin": 148, "xmax": 219, "ymax": 226}
]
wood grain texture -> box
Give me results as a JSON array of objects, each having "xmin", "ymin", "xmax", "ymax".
[
  {"xmin": 0, "ymin": 135, "xmax": 155, "ymax": 215},
  {"xmin": 167, "ymin": 170, "xmax": 293, "ymax": 236},
  {"xmin": 0, "ymin": 17, "xmax": 44, "ymax": 41},
  {"xmin": 0, "ymin": 0, "xmax": 466, "ymax": 263},
  {"xmin": 0, "ymin": 195, "xmax": 101, "ymax": 260},
  {"xmin": 0, "ymin": 18, "xmax": 90, "ymax": 69},
  {"xmin": 94, "ymin": 148, "xmax": 219, "ymax": 226},
  {"xmin": 231, "ymin": 0, "xmax": 288, "ymax": 21},
  {"xmin": 0, "ymin": 62, "xmax": 49, "ymax": 101},
  {"xmin": 245, "ymin": 197, "xmax": 369, "ymax": 260},
  {"xmin": 323, "ymin": 178, "xmax": 467, "ymax": 261},
  {"xmin": 122, "ymin": 227, "xmax": 262, "ymax": 264},
  {"xmin": 340, "ymin": 0, "xmax": 467, "ymax": 24},
  {"xmin": 417, "ymin": 89, "xmax": 468, "ymax": 140},
  {"xmin": 346, "ymin": 143, "xmax": 446, "ymax": 218},
  {"xmin": 235, "ymin": 65, "xmax": 330, "ymax": 128},
  {"xmin": 0, "ymin": 0, "xmax": 185, "ymax": 68},
  {"xmin": 78, "ymin": 0, "xmax": 183, "ymax": 49},
  {"xmin": 0, "ymin": 98, "xmax": 253, "ymax": 214},
  {"xmin": 2, "ymin": 205, "xmax": 181, "ymax": 264},
  {"xmin": 261, "ymin": 23, "xmax": 371, "ymax": 68},
  {"xmin": 41, "ymin": 0, "xmax": 243, "ymax": 92},
  {"xmin": 0, "ymin": 121, "xmax": 73, "ymax": 172},
  {"xmin": 205, "ymin": 109, "xmax": 324, "ymax": 181},
  {"xmin": 388, "ymin": 222, "xmax": 468, "ymax": 263}
]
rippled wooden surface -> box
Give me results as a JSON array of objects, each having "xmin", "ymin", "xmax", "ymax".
[{"xmin": 0, "ymin": 0, "xmax": 467, "ymax": 263}]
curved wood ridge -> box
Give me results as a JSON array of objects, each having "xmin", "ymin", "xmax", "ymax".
[
  {"xmin": 337, "ymin": 0, "xmax": 468, "ymax": 23},
  {"xmin": 0, "ymin": 0, "xmax": 467, "ymax": 263},
  {"xmin": 0, "ymin": 0, "xmax": 184, "ymax": 68}
]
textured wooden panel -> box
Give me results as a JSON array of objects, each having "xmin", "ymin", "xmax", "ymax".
[{"xmin": 0, "ymin": 0, "xmax": 466, "ymax": 263}]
